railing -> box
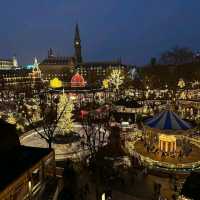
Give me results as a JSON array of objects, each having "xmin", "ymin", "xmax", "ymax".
[
  {"xmin": 128, "ymin": 135, "xmax": 200, "ymax": 172},
  {"xmin": 55, "ymin": 167, "xmax": 64, "ymax": 178},
  {"xmin": 52, "ymin": 178, "xmax": 63, "ymax": 200},
  {"xmin": 139, "ymin": 154, "xmax": 200, "ymax": 171}
]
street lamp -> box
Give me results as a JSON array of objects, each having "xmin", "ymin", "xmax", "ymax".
[{"xmin": 102, "ymin": 193, "xmax": 105, "ymax": 200}]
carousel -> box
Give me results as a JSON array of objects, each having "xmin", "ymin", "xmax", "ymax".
[
  {"xmin": 144, "ymin": 110, "xmax": 192, "ymax": 154},
  {"xmin": 130, "ymin": 110, "xmax": 200, "ymax": 172}
]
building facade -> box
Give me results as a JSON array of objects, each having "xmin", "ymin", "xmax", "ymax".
[
  {"xmin": 0, "ymin": 25, "xmax": 131, "ymax": 90},
  {"xmin": 0, "ymin": 56, "xmax": 18, "ymax": 70},
  {"xmin": 0, "ymin": 120, "xmax": 56, "ymax": 200},
  {"xmin": 76, "ymin": 61, "xmax": 125, "ymax": 85},
  {"xmin": 39, "ymin": 24, "xmax": 128, "ymax": 85},
  {"xmin": 0, "ymin": 58, "xmax": 43, "ymax": 93},
  {"xmin": 39, "ymin": 51, "xmax": 76, "ymax": 81}
]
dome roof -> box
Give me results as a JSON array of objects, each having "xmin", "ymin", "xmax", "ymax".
[
  {"xmin": 145, "ymin": 111, "xmax": 192, "ymax": 130},
  {"xmin": 71, "ymin": 73, "xmax": 86, "ymax": 87}
]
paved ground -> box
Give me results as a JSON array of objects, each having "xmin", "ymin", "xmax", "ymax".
[
  {"xmin": 20, "ymin": 123, "xmax": 110, "ymax": 161},
  {"xmin": 21, "ymin": 126, "xmax": 176, "ymax": 199},
  {"xmin": 20, "ymin": 124, "xmax": 87, "ymax": 161},
  {"xmin": 112, "ymin": 191, "xmax": 144, "ymax": 200},
  {"xmin": 77, "ymin": 169, "xmax": 175, "ymax": 200},
  {"xmin": 89, "ymin": 190, "xmax": 145, "ymax": 200}
]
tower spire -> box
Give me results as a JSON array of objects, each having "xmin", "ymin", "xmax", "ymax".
[
  {"xmin": 75, "ymin": 24, "xmax": 80, "ymax": 41},
  {"xmin": 74, "ymin": 24, "xmax": 82, "ymax": 63},
  {"xmin": 33, "ymin": 57, "xmax": 39, "ymax": 70}
]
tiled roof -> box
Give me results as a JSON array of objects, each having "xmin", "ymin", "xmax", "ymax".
[
  {"xmin": 78, "ymin": 61, "xmax": 122, "ymax": 67},
  {"xmin": 40, "ymin": 57, "xmax": 75, "ymax": 65},
  {"xmin": 0, "ymin": 59, "xmax": 12, "ymax": 62},
  {"xmin": 0, "ymin": 69, "xmax": 31, "ymax": 76}
]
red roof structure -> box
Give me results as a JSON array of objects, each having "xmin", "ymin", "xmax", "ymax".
[{"xmin": 71, "ymin": 73, "xmax": 86, "ymax": 87}]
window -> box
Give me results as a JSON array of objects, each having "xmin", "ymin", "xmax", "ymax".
[{"xmin": 32, "ymin": 168, "xmax": 41, "ymax": 187}]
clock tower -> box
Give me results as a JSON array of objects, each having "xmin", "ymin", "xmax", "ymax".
[{"xmin": 74, "ymin": 24, "xmax": 82, "ymax": 63}]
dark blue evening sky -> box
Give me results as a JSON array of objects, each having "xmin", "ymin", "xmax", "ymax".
[{"xmin": 0, "ymin": 0, "xmax": 200, "ymax": 66}]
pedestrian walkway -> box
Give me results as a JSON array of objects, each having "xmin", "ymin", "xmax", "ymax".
[
  {"xmin": 112, "ymin": 191, "xmax": 146, "ymax": 200},
  {"xmin": 76, "ymin": 168, "xmax": 154, "ymax": 200},
  {"xmin": 86, "ymin": 188, "xmax": 147, "ymax": 200}
]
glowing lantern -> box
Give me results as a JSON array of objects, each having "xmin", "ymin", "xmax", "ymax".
[
  {"xmin": 102, "ymin": 79, "xmax": 109, "ymax": 89},
  {"xmin": 101, "ymin": 193, "xmax": 105, "ymax": 200},
  {"xmin": 50, "ymin": 77, "xmax": 62, "ymax": 88},
  {"xmin": 7, "ymin": 113, "xmax": 16, "ymax": 124},
  {"xmin": 71, "ymin": 73, "xmax": 86, "ymax": 87},
  {"xmin": 178, "ymin": 78, "xmax": 185, "ymax": 89}
]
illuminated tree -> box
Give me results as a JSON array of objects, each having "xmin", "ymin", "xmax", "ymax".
[
  {"xmin": 57, "ymin": 93, "xmax": 74, "ymax": 134},
  {"xmin": 23, "ymin": 92, "xmax": 67, "ymax": 149},
  {"xmin": 6, "ymin": 113, "xmax": 16, "ymax": 125},
  {"xmin": 109, "ymin": 69, "xmax": 124, "ymax": 90},
  {"xmin": 178, "ymin": 78, "xmax": 185, "ymax": 89},
  {"xmin": 102, "ymin": 79, "xmax": 110, "ymax": 89}
]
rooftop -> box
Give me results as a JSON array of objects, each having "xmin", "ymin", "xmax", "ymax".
[
  {"xmin": 0, "ymin": 146, "xmax": 52, "ymax": 192},
  {"xmin": 0, "ymin": 59, "xmax": 13, "ymax": 62},
  {"xmin": 40, "ymin": 56, "xmax": 75, "ymax": 65},
  {"xmin": 0, "ymin": 120, "xmax": 53, "ymax": 192},
  {"xmin": 145, "ymin": 111, "xmax": 192, "ymax": 130},
  {"xmin": 77, "ymin": 60, "xmax": 122, "ymax": 67},
  {"xmin": 114, "ymin": 97, "xmax": 142, "ymax": 108}
]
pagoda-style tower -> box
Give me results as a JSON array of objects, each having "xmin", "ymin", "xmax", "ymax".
[{"xmin": 74, "ymin": 24, "xmax": 82, "ymax": 63}]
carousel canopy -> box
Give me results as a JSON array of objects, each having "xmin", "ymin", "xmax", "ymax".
[{"xmin": 145, "ymin": 111, "xmax": 192, "ymax": 130}]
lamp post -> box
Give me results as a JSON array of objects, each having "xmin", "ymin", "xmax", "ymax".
[{"xmin": 101, "ymin": 193, "xmax": 105, "ymax": 200}]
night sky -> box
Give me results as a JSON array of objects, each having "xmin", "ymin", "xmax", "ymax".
[{"xmin": 0, "ymin": 0, "xmax": 200, "ymax": 66}]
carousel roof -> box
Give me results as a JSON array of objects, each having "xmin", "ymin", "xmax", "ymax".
[{"xmin": 145, "ymin": 111, "xmax": 192, "ymax": 130}]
